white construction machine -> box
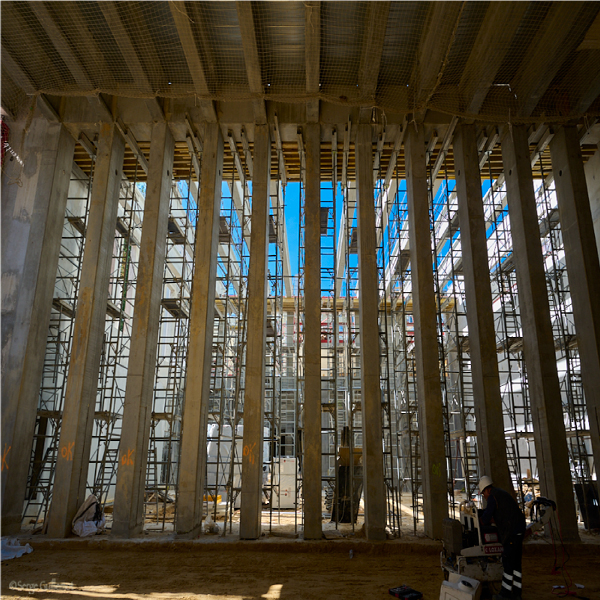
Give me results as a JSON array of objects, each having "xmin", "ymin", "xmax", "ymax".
[{"xmin": 441, "ymin": 496, "xmax": 556, "ymax": 583}]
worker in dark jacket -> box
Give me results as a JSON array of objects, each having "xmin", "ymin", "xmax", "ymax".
[{"xmin": 478, "ymin": 476, "xmax": 526, "ymax": 600}]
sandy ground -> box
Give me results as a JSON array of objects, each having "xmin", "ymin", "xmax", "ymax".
[{"xmin": 2, "ymin": 534, "xmax": 599, "ymax": 600}]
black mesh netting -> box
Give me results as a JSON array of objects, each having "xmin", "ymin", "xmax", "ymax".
[{"xmin": 2, "ymin": 1, "xmax": 599, "ymax": 123}]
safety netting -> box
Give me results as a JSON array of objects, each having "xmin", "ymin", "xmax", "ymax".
[{"xmin": 2, "ymin": 1, "xmax": 599, "ymax": 123}]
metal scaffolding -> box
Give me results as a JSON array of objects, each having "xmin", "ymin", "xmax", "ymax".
[
  {"xmin": 387, "ymin": 173, "xmax": 420, "ymax": 533},
  {"xmin": 333, "ymin": 178, "xmax": 363, "ymax": 531},
  {"xmin": 428, "ymin": 158, "xmax": 474, "ymax": 516},
  {"xmin": 22, "ymin": 151, "xmax": 95, "ymax": 530},
  {"xmin": 88, "ymin": 163, "xmax": 145, "ymax": 507},
  {"xmin": 144, "ymin": 160, "xmax": 197, "ymax": 531},
  {"xmin": 16, "ymin": 125, "xmax": 599, "ymax": 538},
  {"xmin": 264, "ymin": 172, "xmax": 287, "ymax": 529},
  {"xmin": 294, "ymin": 149, "xmax": 306, "ymax": 533},
  {"xmin": 375, "ymin": 151, "xmax": 402, "ymax": 535},
  {"xmin": 535, "ymin": 148, "xmax": 595, "ymax": 523},
  {"xmin": 482, "ymin": 142, "xmax": 536, "ymax": 507}
]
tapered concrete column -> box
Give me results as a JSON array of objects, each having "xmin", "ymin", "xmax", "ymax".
[
  {"xmin": 303, "ymin": 122, "xmax": 323, "ymax": 540},
  {"xmin": 453, "ymin": 124, "xmax": 512, "ymax": 493},
  {"xmin": 1, "ymin": 119, "xmax": 75, "ymax": 535},
  {"xmin": 176, "ymin": 123, "xmax": 223, "ymax": 537},
  {"xmin": 112, "ymin": 123, "xmax": 174, "ymax": 537},
  {"xmin": 355, "ymin": 124, "xmax": 387, "ymax": 541},
  {"xmin": 501, "ymin": 126, "xmax": 579, "ymax": 541},
  {"xmin": 584, "ymin": 149, "xmax": 600, "ymax": 260},
  {"xmin": 46, "ymin": 123, "xmax": 125, "ymax": 538},
  {"xmin": 239, "ymin": 125, "xmax": 271, "ymax": 539},
  {"xmin": 405, "ymin": 124, "xmax": 448, "ymax": 539},
  {"xmin": 550, "ymin": 125, "xmax": 600, "ymax": 480}
]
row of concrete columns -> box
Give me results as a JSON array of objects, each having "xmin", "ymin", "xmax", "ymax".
[{"xmin": 2, "ymin": 116, "xmax": 599, "ymax": 542}]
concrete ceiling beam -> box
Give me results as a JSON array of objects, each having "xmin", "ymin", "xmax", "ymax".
[
  {"xmin": 459, "ymin": 2, "xmax": 528, "ymax": 116},
  {"xmin": 273, "ymin": 114, "xmax": 287, "ymax": 186},
  {"xmin": 412, "ymin": 2, "xmax": 464, "ymax": 121},
  {"xmin": 236, "ymin": 1, "xmax": 267, "ymax": 125},
  {"xmin": 305, "ymin": 1, "xmax": 321, "ymax": 123},
  {"xmin": 98, "ymin": 2, "xmax": 164, "ymax": 122},
  {"xmin": 431, "ymin": 116, "xmax": 458, "ymax": 181},
  {"xmin": 358, "ymin": 1, "xmax": 390, "ymax": 96},
  {"xmin": 30, "ymin": 2, "xmax": 93, "ymax": 90},
  {"xmin": 1, "ymin": 44, "xmax": 36, "ymax": 95},
  {"xmin": 358, "ymin": 1, "xmax": 390, "ymax": 121},
  {"xmin": 169, "ymin": 1, "xmax": 217, "ymax": 123},
  {"xmin": 240, "ymin": 126, "xmax": 253, "ymax": 178},
  {"xmin": 554, "ymin": 48, "xmax": 600, "ymax": 116},
  {"xmin": 383, "ymin": 116, "xmax": 407, "ymax": 190},
  {"xmin": 341, "ymin": 118, "xmax": 351, "ymax": 189},
  {"xmin": 512, "ymin": 2, "xmax": 600, "ymax": 118}
]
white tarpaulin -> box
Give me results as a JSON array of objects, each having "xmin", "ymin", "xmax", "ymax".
[
  {"xmin": 1, "ymin": 537, "xmax": 33, "ymax": 560},
  {"xmin": 71, "ymin": 495, "xmax": 106, "ymax": 537}
]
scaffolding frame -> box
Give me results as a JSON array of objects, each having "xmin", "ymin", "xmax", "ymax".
[
  {"xmin": 482, "ymin": 147, "xmax": 537, "ymax": 506},
  {"xmin": 88, "ymin": 164, "xmax": 145, "ymax": 507},
  {"xmin": 23, "ymin": 152, "xmax": 95, "ymax": 529},
  {"xmin": 428, "ymin": 159, "xmax": 475, "ymax": 516},
  {"xmin": 144, "ymin": 161, "xmax": 197, "ymax": 531},
  {"xmin": 375, "ymin": 156, "xmax": 402, "ymax": 535},
  {"xmin": 388, "ymin": 172, "xmax": 421, "ymax": 533},
  {"xmin": 294, "ymin": 154, "xmax": 306, "ymax": 533}
]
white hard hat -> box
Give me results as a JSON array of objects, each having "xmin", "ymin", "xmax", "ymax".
[{"xmin": 478, "ymin": 476, "xmax": 493, "ymax": 493}]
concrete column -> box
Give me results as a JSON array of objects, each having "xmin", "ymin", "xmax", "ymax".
[
  {"xmin": 550, "ymin": 125, "xmax": 600, "ymax": 482},
  {"xmin": 46, "ymin": 123, "xmax": 125, "ymax": 538},
  {"xmin": 176, "ymin": 123, "xmax": 223, "ymax": 537},
  {"xmin": 112, "ymin": 123, "xmax": 174, "ymax": 537},
  {"xmin": 355, "ymin": 124, "xmax": 387, "ymax": 541},
  {"xmin": 239, "ymin": 124, "xmax": 271, "ymax": 539},
  {"xmin": 501, "ymin": 125, "xmax": 579, "ymax": 541},
  {"xmin": 1, "ymin": 119, "xmax": 75, "ymax": 534},
  {"xmin": 584, "ymin": 148, "xmax": 600, "ymax": 260},
  {"xmin": 235, "ymin": 126, "xmax": 274, "ymax": 536},
  {"xmin": 303, "ymin": 122, "xmax": 323, "ymax": 540},
  {"xmin": 453, "ymin": 124, "xmax": 512, "ymax": 493},
  {"xmin": 405, "ymin": 124, "xmax": 448, "ymax": 539}
]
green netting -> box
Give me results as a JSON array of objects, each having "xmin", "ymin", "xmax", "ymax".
[{"xmin": 1, "ymin": 1, "xmax": 599, "ymax": 123}]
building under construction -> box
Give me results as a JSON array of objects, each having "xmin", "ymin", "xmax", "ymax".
[{"xmin": 2, "ymin": 1, "xmax": 600, "ymax": 550}]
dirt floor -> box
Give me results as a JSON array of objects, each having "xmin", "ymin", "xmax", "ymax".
[{"xmin": 2, "ymin": 534, "xmax": 600, "ymax": 600}]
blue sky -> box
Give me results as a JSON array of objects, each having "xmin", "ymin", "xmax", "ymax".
[{"xmin": 284, "ymin": 181, "xmax": 343, "ymax": 277}]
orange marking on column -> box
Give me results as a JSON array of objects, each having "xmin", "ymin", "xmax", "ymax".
[
  {"xmin": 121, "ymin": 448, "xmax": 135, "ymax": 466},
  {"xmin": 60, "ymin": 441, "xmax": 74, "ymax": 461},
  {"xmin": 1, "ymin": 444, "xmax": 11, "ymax": 471},
  {"xmin": 243, "ymin": 442, "xmax": 257, "ymax": 465}
]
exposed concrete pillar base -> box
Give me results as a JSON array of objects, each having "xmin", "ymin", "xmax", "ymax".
[
  {"xmin": 365, "ymin": 525, "xmax": 387, "ymax": 541},
  {"xmin": 176, "ymin": 525, "xmax": 202, "ymax": 540},
  {"xmin": 2, "ymin": 516, "xmax": 23, "ymax": 537},
  {"xmin": 111, "ymin": 523, "xmax": 143, "ymax": 539}
]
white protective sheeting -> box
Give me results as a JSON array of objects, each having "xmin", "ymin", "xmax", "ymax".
[
  {"xmin": 71, "ymin": 495, "xmax": 106, "ymax": 537},
  {"xmin": 1, "ymin": 537, "xmax": 33, "ymax": 560}
]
